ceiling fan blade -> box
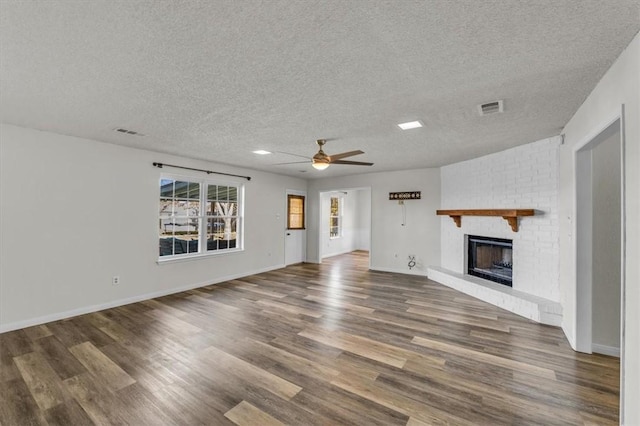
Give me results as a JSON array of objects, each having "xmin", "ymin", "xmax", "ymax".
[
  {"xmin": 327, "ymin": 150, "xmax": 364, "ymax": 161},
  {"xmin": 274, "ymin": 151, "xmax": 311, "ymax": 160},
  {"xmin": 273, "ymin": 161, "xmax": 309, "ymax": 165},
  {"xmin": 331, "ymin": 160, "xmax": 374, "ymax": 166}
]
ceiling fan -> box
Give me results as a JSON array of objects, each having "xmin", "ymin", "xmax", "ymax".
[{"xmin": 276, "ymin": 139, "xmax": 373, "ymax": 170}]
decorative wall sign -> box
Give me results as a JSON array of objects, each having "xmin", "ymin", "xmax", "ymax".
[{"xmin": 389, "ymin": 191, "xmax": 421, "ymax": 200}]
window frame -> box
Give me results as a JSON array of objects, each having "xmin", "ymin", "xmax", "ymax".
[
  {"xmin": 158, "ymin": 174, "xmax": 244, "ymax": 262},
  {"xmin": 286, "ymin": 194, "xmax": 306, "ymax": 230},
  {"xmin": 329, "ymin": 196, "xmax": 342, "ymax": 239}
]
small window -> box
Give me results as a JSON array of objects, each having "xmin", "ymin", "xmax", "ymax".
[
  {"xmin": 287, "ymin": 194, "xmax": 305, "ymax": 230},
  {"xmin": 330, "ymin": 196, "xmax": 341, "ymax": 238}
]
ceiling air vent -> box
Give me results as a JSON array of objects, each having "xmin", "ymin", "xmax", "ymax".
[
  {"xmin": 477, "ymin": 100, "xmax": 504, "ymax": 116},
  {"xmin": 113, "ymin": 128, "xmax": 144, "ymax": 136}
]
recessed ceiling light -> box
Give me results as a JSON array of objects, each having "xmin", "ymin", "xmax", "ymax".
[
  {"xmin": 397, "ymin": 121, "xmax": 423, "ymax": 130},
  {"xmin": 252, "ymin": 150, "xmax": 271, "ymax": 155}
]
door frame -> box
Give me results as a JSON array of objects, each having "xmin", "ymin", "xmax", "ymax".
[
  {"xmin": 572, "ymin": 105, "xmax": 625, "ymax": 419},
  {"xmin": 316, "ymin": 186, "xmax": 372, "ymax": 270}
]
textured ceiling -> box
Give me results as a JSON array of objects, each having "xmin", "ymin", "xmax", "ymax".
[{"xmin": 1, "ymin": 1, "xmax": 638, "ymax": 178}]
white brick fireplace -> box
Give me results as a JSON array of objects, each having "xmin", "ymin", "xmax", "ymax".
[{"xmin": 428, "ymin": 137, "xmax": 562, "ymax": 325}]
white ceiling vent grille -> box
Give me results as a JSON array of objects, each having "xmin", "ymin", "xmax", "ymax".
[
  {"xmin": 477, "ymin": 100, "xmax": 504, "ymax": 116},
  {"xmin": 113, "ymin": 127, "xmax": 144, "ymax": 136}
]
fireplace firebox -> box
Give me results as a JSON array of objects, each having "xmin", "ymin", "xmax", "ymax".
[{"xmin": 467, "ymin": 235, "xmax": 513, "ymax": 286}]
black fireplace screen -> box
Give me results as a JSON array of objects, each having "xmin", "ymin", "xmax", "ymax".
[{"xmin": 467, "ymin": 235, "xmax": 513, "ymax": 286}]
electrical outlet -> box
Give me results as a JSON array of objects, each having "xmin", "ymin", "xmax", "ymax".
[{"xmin": 112, "ymin": 276, "xmax": 120, "ymax": 285}]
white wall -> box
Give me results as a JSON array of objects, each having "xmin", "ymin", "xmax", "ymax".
[
  {"xmin": 307, "ymin": 169, "xmax": 441, "ymax": 275},
  {"xmin": 592, "ymin": 130, "xmax": 621, "ymax": 353},
  {"xmin": 0, "ymin": 124, "xmax": 307, "ymax": 331},
  {"xmin": 440, "ymin": 137, "xmax": 561, "ymax": 302},
  {"xmin": 355, "ymin": 189, "xmax": 371, "ymax": 251},
  {"xmin": 560, "ymin": 32, "xmax": 639, "ymax": 424}
]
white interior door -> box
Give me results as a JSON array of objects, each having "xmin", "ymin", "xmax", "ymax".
[{"xmin": 285, "ymin": 190, "xmax": 306, "ymax": 265}]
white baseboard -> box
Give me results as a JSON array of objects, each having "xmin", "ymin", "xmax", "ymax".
[
  {"xmin": 592, "ymin": 344, "xmax": 620, "ymax": 357},
  {"xmin": 369, "ymin": 266, "xmax": 427, "ymax": 277},
  {"xmin": 0, "ymin": 264, "xmax": 285, "ymax": 334},
  {"xmin": 562, "ymin": 323, "xmax": 577, "ymax": 351},
  {"xmin": 321, "ymin": 248, "xmax": 357, "ymax": 259}
]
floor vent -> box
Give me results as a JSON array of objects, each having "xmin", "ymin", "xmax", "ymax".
[{"xmin": 477, "ymin": 100, "xmax": 504, "ymax": 116}]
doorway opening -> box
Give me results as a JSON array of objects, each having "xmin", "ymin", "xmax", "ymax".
[
  {"xmin": 574, "ymin": 113, "xmax": 625, "ymax": 418},
  {"xmin": 318, "ymin": 187, "xmax": 371, "ymax": 267},
  {"xmin": 575, "ymin": 117, "xmax": 624, "ymax": 356}
]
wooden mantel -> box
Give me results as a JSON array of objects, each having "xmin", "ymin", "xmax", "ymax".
[{"xmin": 436, "ymin": 209, "xmax": 535, "ymax": 232}]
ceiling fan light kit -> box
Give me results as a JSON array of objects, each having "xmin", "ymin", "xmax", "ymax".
[
  {"xmin": 312, "ymin": 161, "xmax": 330, "ymax": 170},
  {"xmin": 312, "ymin": 139, "xmax": 331, "ymax": 170}
]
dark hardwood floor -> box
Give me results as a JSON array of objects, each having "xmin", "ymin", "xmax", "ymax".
[{"xmin": 0, "ymin": 251, "xmax": 619, "ymax": 425}]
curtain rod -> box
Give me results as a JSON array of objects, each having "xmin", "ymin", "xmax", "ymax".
[{"xmin": 152, "ymin": 162, "xmax": 251, "ymax": 181}]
